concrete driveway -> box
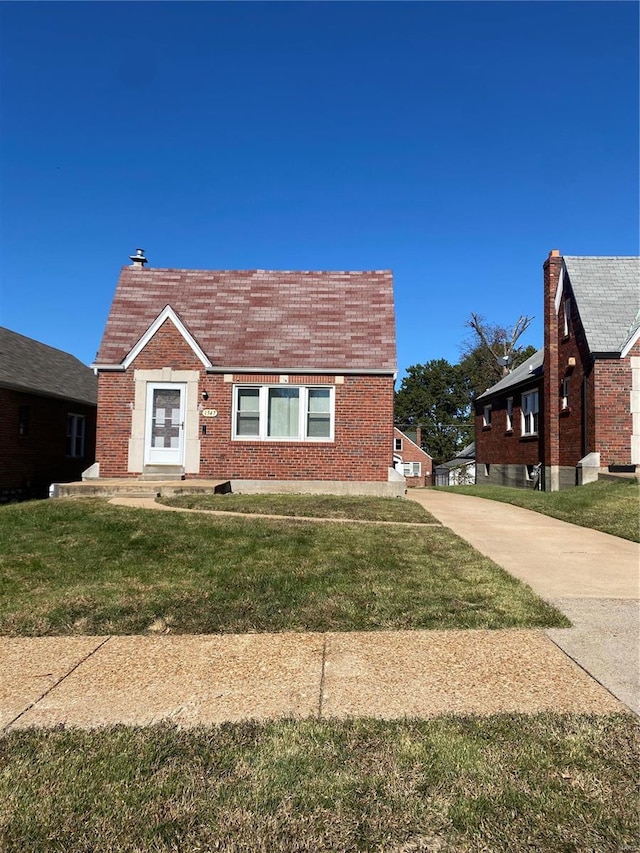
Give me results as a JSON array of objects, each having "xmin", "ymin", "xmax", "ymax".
[{"xmin": 409, "ymin": 488, "xmax": 640, "ymax": 714}]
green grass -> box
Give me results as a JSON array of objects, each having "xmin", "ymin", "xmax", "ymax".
[
  {"xmin": 439, "ymin": 478, "xmax": 640, "ymax": 542},
  {"xmin": 1, "ymin": 714, "xmax": 637, "ymax": 852},
  {"xmin": 0, "ymin": 499, "xmax": 567, "ymax": 636},
  {"xmin": 159, "ymin": 492, "xmax": 438, "ymax": 523}
]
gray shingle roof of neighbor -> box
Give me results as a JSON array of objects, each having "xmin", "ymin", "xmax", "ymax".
[
  {"xmin": 563, "ymin": 256, "xmax": 640, "ymax": 354},
  {"xmin": 435, "ymin": 442, "xmax": 476, "ymax": 470},
  {"xmin": 96, "ymin": 267, "xmax": 397, "ymax": 372},
  {"xmin": 476, "ymin": 349, "xmax": 544, "ymax": 401},
  {"xmin": 0, "ymin": 327, "xmax": 97, "ymax": 405}
]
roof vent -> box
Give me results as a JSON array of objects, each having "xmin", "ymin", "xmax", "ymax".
[{"xmin": 129, "ymin": 248, "xmax": 148, "ymax": 268}]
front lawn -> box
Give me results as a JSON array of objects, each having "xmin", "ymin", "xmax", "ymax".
[
  {"xmin": 0, "ymin": 499, "xmax": 567, "ymax": 635},
  {"xmin": 1, "ymin": 714, "xmax": 637, "ymax": 852},
  {"xmin": 439, "ymin": 478, "xmax": 640, "ymax": 542},
  {"xmin": 159, "ymin": 492, "xmax": 438, "ymax": 523}
]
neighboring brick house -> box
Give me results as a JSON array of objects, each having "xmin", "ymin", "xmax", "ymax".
[
  {"xmin": 475, "ymin": 251, "xmax": 640, "ymax": 490},
  {"xmin": 91, "ymin": 252, "xmax": 401, "ymax": 495},
  {"xmin": 392, "ymin": 427, "xmax": 433, "ymax": 487},
  {"xmin": 0, "ymin": 327, "xmax": 97, "ymax": 501}
]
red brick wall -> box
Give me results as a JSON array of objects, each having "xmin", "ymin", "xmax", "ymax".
[
  {"xmin": 474, "ymin": 387, "xmax": 541, "ymax": 466},
  {"xmin": 0, "ymin": 387, "xmax": 96, "ymax": 497},
  {"xmin": 592, "ymin": 338, "xmax": 638, "ymax": 466},
  {"xmin": 96, "ymin": 319, "xmax": 395, "ymax": 481},
  {"xmin": 556, "ymin": 281, "xmax": 593, "ymax": 467}
]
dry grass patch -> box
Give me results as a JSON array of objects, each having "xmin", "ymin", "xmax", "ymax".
[{"xmin": 1, "ymin": 714, "xmax": 637, "ymax": 852}]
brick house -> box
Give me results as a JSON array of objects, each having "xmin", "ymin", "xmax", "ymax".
[
  {"xmin": 475, "ymin": 251, "xmax": 640, "ymax": 490},
  {"xmin": 0, "ymin": 326, "xmax": 97, "ymax": 501},
  {"xmin": 90, "ymin": 252, "xmax": 402, "ymax": 495},
  {"xmin": 392, "ymin": 427, "xmax": 433, "ymax": 487}
]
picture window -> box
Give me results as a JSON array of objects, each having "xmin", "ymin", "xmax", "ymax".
[{"xmin": 234, "ymin": 385, "xmax": 334, "ymax": 441}]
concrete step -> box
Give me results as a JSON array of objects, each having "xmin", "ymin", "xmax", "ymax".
[
  {"xmin": 53, "ymin": 480, "xmax": 232, "ymax": 499},
  {"xmin": 139, "ymin": 465, "xmax": 185, "ymax": 482}
]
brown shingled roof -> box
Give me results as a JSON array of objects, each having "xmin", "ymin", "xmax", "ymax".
[{"xmin": 95, "ymin": 267, "xmax": 397, "ymax": 372}]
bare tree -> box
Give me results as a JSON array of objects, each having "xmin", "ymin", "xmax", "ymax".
[{"xmin": 465, "ymin": 313, "xmax": 534, "ymax": 377}]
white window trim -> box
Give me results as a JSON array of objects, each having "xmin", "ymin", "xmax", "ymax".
[
  {"xmin": 521, "ymin": 389, "xmax": 539, "ymax": 436},
  {"xmin": 402, "ymin": 461, "xmax": 421, "ymax": 478},
  {"xmin": 563, "ymin": 297, "xmax": 571, "ymax": 337},
  {"xmin": 561, "ymin": 377, "xmax": 570, "ymax": 410},
  {"xmin": 483, "ymin": 404, "xmax": 492, "ymax": 427},
  {"xmin": 394, "ymin": 437, "xmax": 403, "ymax": 451},
  {"xmin": 232, "ymin": 384, "xmax": 335, "ymax": 442},
  {"xmin": 506, "ymin": 397, "xmax": 513, "ymax": 432}
]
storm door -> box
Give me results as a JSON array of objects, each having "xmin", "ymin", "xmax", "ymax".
[{"xmin": 144, "ymin": 383, "xmax": 186, "ymax": 466}]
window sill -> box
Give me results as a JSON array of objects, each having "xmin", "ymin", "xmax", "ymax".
[
  {"xmin": 482, "ymin": 425, "xmax": 492, "ymax": 431},
  {"xmin": 519, "ymin": 434, "xmax": 539, "ymax": 442},
  {"xmin": 504, "ymin": 429, "xmax": 513, "ymax": 436},
  {"xmin": 560, "ymin": 407, "xmax": 571, "ymax": 417},
  {"xmin": 233, "ymin": 437, "xmax": 334, "ymax": 444}
]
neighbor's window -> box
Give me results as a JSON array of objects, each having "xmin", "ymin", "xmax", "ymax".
[
  {"xmin": 66, "ymin": 414, "xmax": 86, "ymax": 458},
  {"xmin": 483, "ymin": 404, "xmax": 492, "ymax": 427},
  {"xmin": 521, "ymin": 390, "xmax": 539, "ymax": 436},
  {"xmin": 506, "ymin": 397, "xmax": 513, "ymax": 432},
  {"xmin": 234, "ymin": 386, "xmax": 334, "ymax": 441},
  {"xmin": 563, "ymin": 297, "xmax": 571, "ymax": 337},
  {"xmin": 18, "ymin": 405, "xmax": 30, "ymax": 437},
  {"xmin": 394, "ymin": 437, "xmax": 403, "ymax": 451},
  {"xmin": 402, "ymin": 462, "xmax": 421, "ymax": 478},
  {"xmin": 561, "ymin": 377, "xmax": 570, "ymax": 410}
]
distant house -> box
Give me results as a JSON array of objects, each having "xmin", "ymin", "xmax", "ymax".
[
  {"xmin": 475, "ymin": 251, "xmax": 640, "ymax": 490},
  {"xmin": 90, "ymin": 252, "xmax": 402, "ymax": 496},
  {"xmin": 392, "ymin": 427, "xmax": 433, "ymax": 487},
  {"xmin": 434, "ymin": 441, "xmax": 476, "ymax": 486},
  {"xmin": 0, "ymin": 327, "xmax": 97, "ymax": 501}
]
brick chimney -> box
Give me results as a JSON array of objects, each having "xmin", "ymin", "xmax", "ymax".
[{"xmin": 542, "ymin": 249, "xmax": 563, "ymax": 491}]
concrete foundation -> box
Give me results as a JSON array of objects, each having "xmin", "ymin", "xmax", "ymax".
[{"xmin": 231, "ymin": 478, "xmax": 406, "ymax": 499}]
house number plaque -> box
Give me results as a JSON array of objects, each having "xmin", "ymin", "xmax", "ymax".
[{"xmin": 201, "ymin": 409, "xmax": 218, "ymax": 418}]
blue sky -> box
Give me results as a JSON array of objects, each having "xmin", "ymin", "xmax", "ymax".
[{"xmin": 1, "ymin": 1, "xmax": 637, "ymax": 380}]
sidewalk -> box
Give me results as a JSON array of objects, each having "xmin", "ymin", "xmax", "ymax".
[
  {"xmin": 408, "ymin": 489, "xmax": 640, "ymax": 713},
  {"xmin": 1, "ymin": 629, "xmax": 623, "ymax": 731}
]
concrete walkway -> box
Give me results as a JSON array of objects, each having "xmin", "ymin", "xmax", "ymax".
[
  {"xmin": 408, "ymin": 489, "xmax": 640, "ymax": 714},
  {"xmin": 1, "ymin": 491, "xmax": 637, "ymax": 730}
]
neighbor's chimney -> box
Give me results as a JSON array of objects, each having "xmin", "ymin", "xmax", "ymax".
[
  {"xmin": 542, "ymin": 248, "xmax": 563, "ymax": 491},
  {"xmin": 129, "ymin": 248, "xmax": 148, "ymax": 268}
]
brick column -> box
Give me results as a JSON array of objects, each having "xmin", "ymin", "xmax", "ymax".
[{"xmin": 542, "ymin": 249, "xmax": 563, "ymax": 490}]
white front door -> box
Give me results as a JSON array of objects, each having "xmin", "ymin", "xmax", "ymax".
[{"xmin": 145, "ymin": 383, "xmax": 186, "ymax": 466}]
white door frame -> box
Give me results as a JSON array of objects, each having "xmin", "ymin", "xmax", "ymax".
[{"xmin": 144, "ymin": 382, "xmax": 187, "ymax": 466}]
